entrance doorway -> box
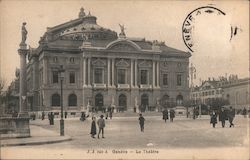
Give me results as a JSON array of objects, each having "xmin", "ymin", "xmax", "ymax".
[
  {"xmin": 141, "ymin": 94, "xmax": 148, "ymax": 112},
  {"xmin": 95, "ymin": 93, "xmax": 103, "ymax": 111},
  {"xmin": 118, "ymin": 94, "xmax": 127, "ymax": 112},
  {"xmin": 176, "ymin": 95, "xmax": 183, "ymax": 106}
]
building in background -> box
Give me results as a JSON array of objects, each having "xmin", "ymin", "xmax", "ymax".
[
  {"xmin": 191, "ymin": 75, "xmax": 249, "ymax": 111},
  {"xmin": 20, "ymin": 8, "xmax": 191, "ymax": 114}
]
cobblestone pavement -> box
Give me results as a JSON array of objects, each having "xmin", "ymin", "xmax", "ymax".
[{"xmin": 1, "ymin": 115, "xmax": 249, "ymax": 159}]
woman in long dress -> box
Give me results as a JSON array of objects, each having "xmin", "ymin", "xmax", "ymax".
[{"xmin": 90, "ymin": 117, "xmax": 97, "ymax": 138}]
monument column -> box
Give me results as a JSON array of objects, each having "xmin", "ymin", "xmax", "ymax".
[
  {"xmin": 18, "ymin": 47, "xmax": 29, "ymax": 116},
  {"xmin": 17, "ymin": 22, "xmax": 30, "ymax": 137}
]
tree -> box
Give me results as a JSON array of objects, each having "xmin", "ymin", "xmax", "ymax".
[{"xmin": 208, "ymin": 98, "xmax": 229, "ymax": 111}]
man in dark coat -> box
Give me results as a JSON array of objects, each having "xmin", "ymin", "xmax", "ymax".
[
  {"xmin": 170, "ymin": 109, "xmax": 175, "ymax": 122},
  {"xmin": 210, "ymin": 110, "xmax": 217, "ymax": 128},
  {"xmin": 138, "ymin": 114, "xmax": 145, "ymax": 132},
  {"xmin": 228, "ymin": 106, "xmax": 235, "ymax": 127},
  {"xmin": 162, "ymin": 109, "xmax": 169, "ymax": 123},
  {"xmin": 90, "ymin": 117, "xmax": 97, "ymax": 138},
  {"xmin": 219, "ymin": 107, "xmax": 227, "ymax": 128},
  {"xmin": 242, "ymin": 107, "xmax": 247, "ymax": 118},
  {"xmin": 41, "ymin": 111, "xmax": 45, "ymax": 120}
]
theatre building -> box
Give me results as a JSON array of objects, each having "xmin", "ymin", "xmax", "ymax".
[{"xmin": 26, "ymin": 8, "xmax": 191, "ymax": 113}]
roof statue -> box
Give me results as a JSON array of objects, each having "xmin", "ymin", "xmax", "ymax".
[
  {"xmin": 79, "ymin": 7, "xmax": 85, "ymax": 18},
  {"xmin": 21, "ymin": 22, "xmax": 28, "ymax": 45},
  {"xmin": 119, "ymin": 24, "xmax": 126, "ymax": 38}
]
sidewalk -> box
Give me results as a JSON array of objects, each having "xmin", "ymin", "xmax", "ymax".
[{"xmin": 1, "ymin": 125, "xmax": 72, "ymax": 147}]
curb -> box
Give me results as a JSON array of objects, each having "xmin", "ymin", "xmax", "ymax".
[{"xmin": 1, "ymin": 136, "xmax": 72, "ymax": 147}]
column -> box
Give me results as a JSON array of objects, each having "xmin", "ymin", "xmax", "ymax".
[
  {"xmin": 152, "ymin": 60, "xmax": 155, "ymax": 88},
  {"xmin": 156, "ymin": 61, "xmax": 160, "ymax": 87},
  {"xmin": 43, "ymin": 58, "xmax": 48, "ymax": 85},
  {"xmin": 18, "ymin": 49, "xmax": 28, "ymax": 115},
  {"xmin": 111, "ymin": 58, "xmax": 115, "ymax": 87},
  {"xmin": 130, "ymin": 60, "xmax": 134, "ymax": 87},
  {"xmin": 107, "ymin": 58, "xmax": 111, "ymax": 87},
  {"xmin": 87, "ymin": 57, "xmax": 91, "ymax": 87},
  {"xmin": 135, "ymin": 59, "xmax": 138, "ymax": 87},
  {"xmin": 83, "ymin": 58, "xmax": 87, "ymax": 86}
]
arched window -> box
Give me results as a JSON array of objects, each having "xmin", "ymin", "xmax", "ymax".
[
  {"xmin": 52, "ymin": 94, "xmax": 60, "ymax": 106},
  {"xmin": 176, "ymin": 95, "xmax": 183, "ymax": 106},
  {"xmin": 68, "ymin": 94, "xmax": 77, "ymax": 106}
]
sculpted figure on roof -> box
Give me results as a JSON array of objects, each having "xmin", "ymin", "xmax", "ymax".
[
  {"xmin": 21, "ymin": 22, "xmax": 28, "ymax": 44},
  {"xmin": 119, "ymin": 24, "xmax": 126, "ymax": 36}
]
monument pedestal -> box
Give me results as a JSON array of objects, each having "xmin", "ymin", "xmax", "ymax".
[{"xmin": 0, "ymin": 117, "xmax": 30, "ymax": 139}]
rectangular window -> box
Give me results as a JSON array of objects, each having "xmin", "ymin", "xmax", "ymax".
[
  {"xmin": 118, "ymin": 69, "xmax": 126, "ymax": 84},
  {"xmin": 163, "ymin": 74, "xmax": 168, "ymax": 85},
  {"xmin": 52, "ymin": 71, "xmax": 59, "ymax": 83},
  {"xmin": 69, "ymin": 72, "xmax": 75, "ymax": 83},
  {"xmin": 177, "ymin": 74, "xmax": 182, "ymax": 86},
  {"xmin": 94, "ymin": 68, "xmax": 103, "ymax": 84},
  {"xmin": 141, "ymin": 70, "xmax": 148, "ymax": 84}
]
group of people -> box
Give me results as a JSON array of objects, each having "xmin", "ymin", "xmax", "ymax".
[
  {"xmin": 162, "ymin": 108, "xmax": 175, "ymax": 122},
  {"xmin": 90, "ymin": 115, "xmax": 106, "ymax": 138},
  {"xmin": 210, "ymin": 106, "xmax": 235, "ymax": 128}
]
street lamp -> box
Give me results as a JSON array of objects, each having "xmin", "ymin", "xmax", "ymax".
[
  {"xmin": 189, "ymin": 63, "xmax": 196, "ymax": 118},
  {"xmin": 58, "ymin": 65, "xmax": 65, "ymax": 136}
]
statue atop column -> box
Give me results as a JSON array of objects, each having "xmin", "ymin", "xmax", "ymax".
[
  {"xmin": 119, "ymin": 24, "xmax": 126, "ymax": 38},
  {"xmin": 21, "ymin": 22, "xmax": 28, "ymax": 45}
]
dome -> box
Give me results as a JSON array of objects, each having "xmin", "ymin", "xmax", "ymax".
[{"xmin": 58, "ymin": 10, "xmax": 117, "ymax": 41}]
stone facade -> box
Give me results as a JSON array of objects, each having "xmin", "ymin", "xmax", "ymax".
[
  {"xmin": 191, "ymin": 76, "xmax": 250, "ymax": 110},
  {"xmin": 26, "ymin": 8, "xmax": 191, "ymax": 113}
]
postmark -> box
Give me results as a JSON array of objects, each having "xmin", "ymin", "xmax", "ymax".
[{"xmin": 182, "ymin": 6, "xmax": 226, "ymax": 52}]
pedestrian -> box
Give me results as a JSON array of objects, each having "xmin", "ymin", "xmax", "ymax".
[
  {"xmin": 170, "ymin": 109, "xmax": 175, "ymax": 122},
  {"xmin": 109, "ymin": 108, "xmax": 113, "ymax": 119},
  {"xmin": 90, "ymin": 117, "xmax": 97, "ymax": 138},
  {"xmin": 105, "ymin": 108, "xmax": 108, "ymax": 120},
  {"xmin": 64, "ymin": 111, "xmax": 68, "ymax": 119},
  {"xmin": 80, "ymin": 112, "xmax": 86, "ymax": 121},
  {"xmin": 97, "ymin": 115, "xmax": 105, "ymax": 138},
  {"xmin": 138, "ymin": 114, "xmax": 145, "ymax": 132},
  {"xmin": 228, "ymin": 106, "xmax": 235, "ymax": 128},
  {"xmin": 51, "ymin": 112, "xmax": 54, "ymax": 125},
  {"xmin": 219, "ymin": 107, "xmax": 227, "ymax": 128},
  {"xmin": 210, "ymin": 110, "xmax": 217, "ymax": 128},
  {"xmin": 48, "ymin": 112, "xmax": 54, "ymax": 125},
  {"xmin": 41, "ymin": 111, "xmax": 45, "ymax": 120},
  {"xmin": 242, "ymin": 107, "xmax": 247, "ymax": 118},
  {"xmin": 162, "ymin": 108, "xmax": 169, "ymax": 123}
]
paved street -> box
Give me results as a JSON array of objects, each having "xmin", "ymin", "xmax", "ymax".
[{"xmin": 1, "ymin": 115, "xmax": 249, "ymax": 159}]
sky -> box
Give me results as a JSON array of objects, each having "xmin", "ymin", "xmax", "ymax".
[{"xmin": 0, "ymin": 0, "xmax": 249, "ymax": 87}]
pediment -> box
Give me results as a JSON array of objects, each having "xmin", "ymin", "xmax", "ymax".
[
  {"xmin": 106, "ymin": 40, "xmax": 141, "ymax": 52},
  {"xmin": 92, "ymin": 58, "xmax": 106, "ymax": 66},
  {"xmin": 110, "ymin": 43, "xmax": 138, "ymax": 51},
  {"xmin": 138, "ymin": 60, "xmax": 152, "ymax": 67},
  {"xmin": 116, "ymin": 59, "xmax": 129, "ymax": 67}
]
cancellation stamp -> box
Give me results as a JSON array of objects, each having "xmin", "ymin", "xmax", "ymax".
[{"xmin": 182, "ymin": 6, "xmax": 226, "ymax": 52}]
